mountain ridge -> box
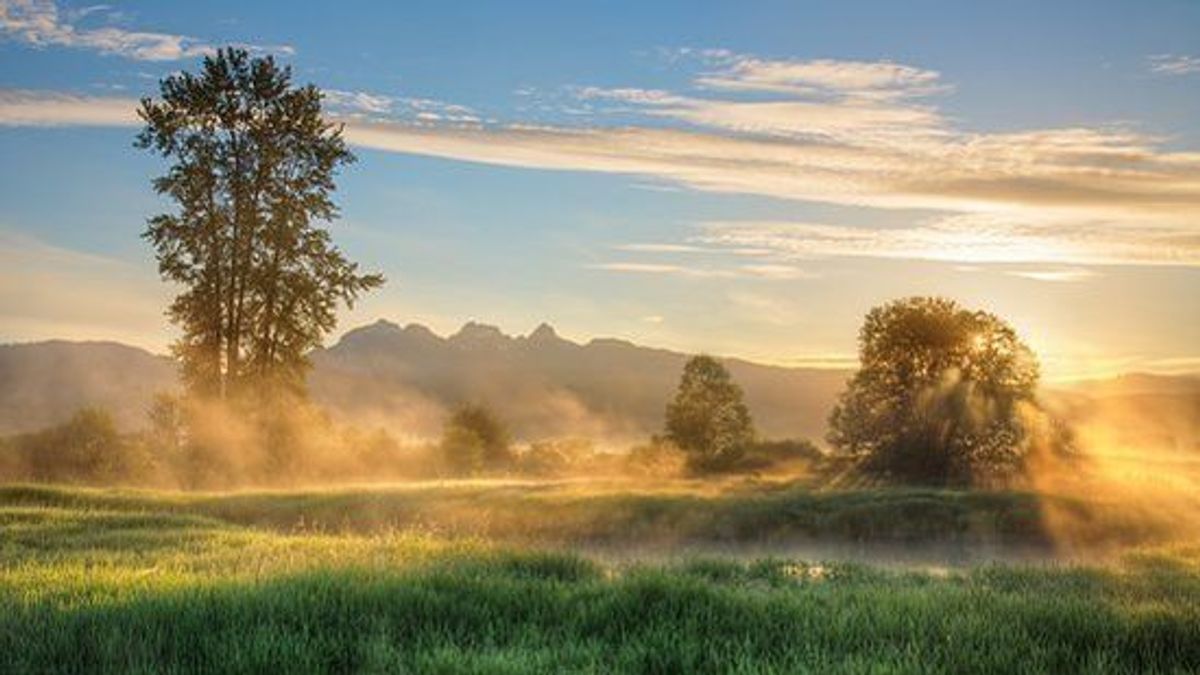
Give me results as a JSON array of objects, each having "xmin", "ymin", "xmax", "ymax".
[{"xmin": 2, "ymin": 321, "xmax": 1197, "ymax": 449}]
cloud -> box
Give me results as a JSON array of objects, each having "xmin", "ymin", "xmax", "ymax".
[
  {"xmin": 324, "ymin": 89, "xmax": 481, "ymax": 124},
  {"xmin": 0, "ymin": 0, "xmax": 293, "ymax": 61},
  {"xmin": 1005, "ymin": 268, "xmax": 1097, "ymax": 283},
  {"xmin": 586, "ymin": 262, "xmax": 736, "ymax": 278},
  {"xmin": 324, "ymin": 89, "xmax": 395, "ymax": 115},
  {"xmin": 694, "ymin": 55, "xmax": 947, "ymax": 100},
  {"xmin": 737, "ymin": 263, "xmax": 813, "ymax": 280},
  {"xmin": 613, "ymin": 243, "xmax": 710, "ymax": 254},
  {"xmin": 0, "ymin": 88, "xmax": 138, "ymax": 126},
  {"xmin": 695, "ymin": 215, "xmax": 1200, "ymax": 267},
  {"xmin": 574, "ymin": 53, "xmax": 948, "ymax": 143},
  {"xmin": 586, "ymin": 260, "xmax": 809, "ymax": 280},
  {"xmin": 1, "ymin": 47, "xmax": 1197, "ymax": 269},
  {"xmin": 1148, "ymin": 54, "xmax": 1200, "ymax": 76}
]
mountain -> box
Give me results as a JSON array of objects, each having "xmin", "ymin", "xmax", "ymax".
[
  {"xmin": 0, "ymin": 321, "xmax": 848, "ymax": 443},
  {"xmin": 308, "ymin": 320, "xmax": 850, "ymax": 443},
  {"xmin": 2, "ymin": 324, "xmax": 1197, "ymax": 453},
  {"xmin": 0, "ymin": 341, "xmax": 176, "ymax": 434}
]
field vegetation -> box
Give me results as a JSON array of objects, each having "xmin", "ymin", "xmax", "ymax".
[{"xmin": 2, "ymin": 482, "xmax": 1199, "ymax": 674}]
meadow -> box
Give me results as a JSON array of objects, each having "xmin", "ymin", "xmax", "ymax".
[{"xmin": 2, "ymin": 481, "xmax": 1199, "ymax": 674}]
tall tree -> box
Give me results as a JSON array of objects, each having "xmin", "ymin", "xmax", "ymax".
[
  {"xmin": 665, "ymin": 355, "xmax": 755, "ymax": 472},
  {"xmin": 828, "ymin": 297, "xmax": 1050, "ymax": 485},
  {"xmin": 136, "ymin": 47, "xmax": 382, "ymax": 400}
]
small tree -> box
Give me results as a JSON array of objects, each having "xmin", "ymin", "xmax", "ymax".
[
  {"xmin": 440, "ymin": 404, "xmax": 512, "ymax": 475},
  {"xmin": 665, "ymin": 355, "xmax": 755, "ymax": 472},
  {"xmin": 828, "ymin": 296, "xmax": 1052, "ymax": 485}
]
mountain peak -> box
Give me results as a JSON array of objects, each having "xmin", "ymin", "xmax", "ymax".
[
  {"xmin": 335, "ymin": 319, "xmax": 402, "ymax": 344},
  {"xmin": 402, "ymin": 322, "xmax": 438, "ymax": 340},
  {"xmin": 450, "ymin": 321, "xmax": 509, "ymax": 348},
  {"xmin": 528, "ymin": 322, "xmax": 558, "ymax": 341}
]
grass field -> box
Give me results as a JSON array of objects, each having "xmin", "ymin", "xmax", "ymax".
[{"xmin": 2, "ymin": 482, "xmax": 1199, "ymax": 673}]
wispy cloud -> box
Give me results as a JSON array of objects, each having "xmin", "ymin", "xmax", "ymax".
[
  {"xmin": 1005, "ymin": 268, "xmax": 1097, "ymax": 283},
  {"xmin": 1148, "ymin": 54, "xmax": 1200, "ymax": 76},
  {"xmin": 613, "ymin": 243, "xmax": 710, "ymax": 254},
  {"xmin": 324, "ymin": 89, "xmax": 395, "ymax": 115},
  {"xmin": 0, "ymin": 0, "xmax": 293, "ymax": 61},
  {"xmin": 587, "ymin": 260, "xmax": 808, "ymax": 280},
  {"xmin": 0, "ymin": 88, "xmax": 138, "ymax": 126},
  {"xmin": 693, "ymin": 53, "xmax": 948, "ymax": 100},
  {"xmin": 324, "ymin": 89, "xmax": 481, "ymax": 124},
  {"xmin": 695, "ymin": 215, "xmax": 1200, "ymax": 267},
  {"xmin": 586, "ymin": 262, "xmax": 736, "ymax": 278},
  {"xmin": 2, "ymin": 47, "xmax": 1198, "ymax": 269},
  {"xmin": 573, "ymin": 51, "xmax": 948, "ymax": 143}
]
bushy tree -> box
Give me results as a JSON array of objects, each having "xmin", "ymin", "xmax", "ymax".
[
  {"xmin": 22, "ymin": 408, "xmax": 154, "ymax": 484},
  {"xmin": 828, "ymin": 296, "xmax": 1052, "ymax": 485},
  {"xmin": 665, "ymin": 355, "xmax": 755, "ymax": 472},
  {"xmin": 136, "ymin": 47, "xmax": 382, "ymax": 401},
  {"xmin": 440, "ymin": 404, "xmax": 512, "ymax": 475}
]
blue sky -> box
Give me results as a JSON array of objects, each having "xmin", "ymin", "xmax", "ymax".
[{"xmin": 1, "ymin": 0, "xmax": 1198, "ymax": 379}]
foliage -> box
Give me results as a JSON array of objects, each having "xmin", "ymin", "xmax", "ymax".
[
  {"xmin": 441, "ymin": 404, "xmax": 513, "ymax": 475},
  {"xmin": 828, "ymin": 297, "xmax": 1055, "ymax": 486},
  {"xmin": 0, "ymin": 401, "xmax": 427, "ymax": 488},
  {"xmin": 3, "ymin": 408, "xmax": 156, "ymax": 485},
  {"xmin": 624, "ymin": 438, "xmax": 687, "ymax": 477},
  {"xmin": 738, "ymin": 438, "xmax": 824, "ymax": 472},
  {"xmin": 665, "ymin": 355, "xmax": 755, "ymax": 473},
  {"xmin": 518, "ymin": 438, "xmax": 596, "ymax": 476},
  {"xmin": 136, "ymin": 47, "xmax": 382, "ymax": 401}
]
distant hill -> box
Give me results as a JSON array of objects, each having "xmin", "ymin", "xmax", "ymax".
[
  {"xmin": 0, "ymin": 341, "xmax": 176, "ymax": 434},
  {"xmin": 308, "ymin": 320, "xmax": 850, "ymax": 443},
  {"xmin": 0, "ymin": 322, "xmax": 849, "ymax": 442},
  {"xmin": 2, "ymin": 325, "xmax": 1196, "ymax": 452}
]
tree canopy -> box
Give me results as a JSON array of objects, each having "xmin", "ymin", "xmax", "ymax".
[
  {"xmin": 441, "ymin": 404, "xmax": 513, "ymax": 475},
  {"xmin": 828, "ymin": 296, "xmax": 1050, "ymax": 485},
  {"xmin": 136, "ymin": 47, "xmax": 382, "ymax": 401},
  {"xmin": 665, "ymin": 355, "xmax": 755, "ymax": 472}
]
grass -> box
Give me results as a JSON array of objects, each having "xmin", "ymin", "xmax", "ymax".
[
  {"xmin": 0, "ymin": 477, "xmax": 1176, "ymax": 551},
  {"xmin": 2, "ymin": 482, "xmax": 1198, "ymax": 673}
]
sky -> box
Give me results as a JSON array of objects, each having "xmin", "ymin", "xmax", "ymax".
[{"xmin": 0, "ymin": 0, "xmax": 1198, "ymax": 381}]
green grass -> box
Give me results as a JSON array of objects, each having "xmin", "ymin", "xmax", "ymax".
[
  {"xmin": 2, "ymin": 482, "xmax": 1198, "ymax": 673},
  {"xmin": 1, "ymin": 477, "xmax": 1176, "ymax": 551}
]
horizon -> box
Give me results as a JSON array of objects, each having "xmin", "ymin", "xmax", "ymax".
[
  {"xmin": 6, "ymin": 315, "xmax": 1200, "ymax": 386},
  {"xmin": 2, "ymin": 0, "xmax": 1199, "ymax": 382}
]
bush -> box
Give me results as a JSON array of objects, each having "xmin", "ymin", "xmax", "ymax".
[
  {"xmin": 625, "ymin": 438, "xmax": 687, "ymax": 477},
  {"xmin": 518, "ymin": 438, "xmax": 596, "ymax": 476},
  {"xmin": 440, "ymin": 404, "xmax": 513, "ymax": 475},
  {"xmin": 738, "ymin": 438, "xmax": 824, "ymax": 472},
  {"xmin": 12, "ymin": 408, "xmax": 157, "ymax": 485}
]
